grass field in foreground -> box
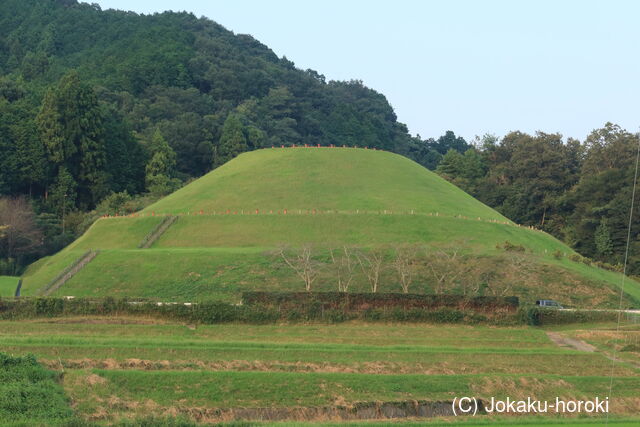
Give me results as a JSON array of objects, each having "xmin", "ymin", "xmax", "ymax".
[
  {"xmin": 0, "ymin": 276, "xmax": 18, "ymax": 297},
  {"xmin": 1, "ymin": 318, "xmax": 638, "ymax": 424},
  {"xmin": 280, "ymin": 419, "xmax": 640, "ymax": 426},
  {"xmin": 0, "ymin": 353, "xmax": 74, "ymax": 426}
]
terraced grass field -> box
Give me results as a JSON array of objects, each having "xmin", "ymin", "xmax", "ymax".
[
  {"xmin": 1, "ymin": 318, "xmax": 638, "ymax": 424},
  {"xmin": 17, "ymin": 148, "xmax": 640, "ymax": 306}
]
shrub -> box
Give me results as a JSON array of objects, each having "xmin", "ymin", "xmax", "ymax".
[
  {"xmin": 0, "ymin": 352, "xmax": 75, "ymax": 423},
  {"xmin": 501, "ymin": 241, "xmax": 526, "ymax": 252},
  {"xmin": 568, "ymin": 254, "xmax": 583, "ymax": 263},
  {"xmin": 522, "ymin": 306, "xmax": 618, "ymax": 326}
]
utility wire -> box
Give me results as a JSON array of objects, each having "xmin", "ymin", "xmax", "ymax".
[{"xmin": 606, "ymin": 130, "xmax": 640, "ymax": 424}]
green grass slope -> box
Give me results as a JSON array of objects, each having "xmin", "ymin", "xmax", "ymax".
[
  {"xmin": 19, "ymin": 148, "xmax": 640, "ymax": 305},
  {"xmin": 142, "ymin": 147, "xmax": 511, "ymax": 220}
]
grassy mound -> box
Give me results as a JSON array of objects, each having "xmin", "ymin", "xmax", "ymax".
[
  {"xmin": 18, "ymin": 148, "xmax": 640, "ymax": 306},
  {"xmin": 142, "ymin": 148, "xmax": 511, "ymax": 219}
]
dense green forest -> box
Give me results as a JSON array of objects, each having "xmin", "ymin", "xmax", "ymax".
[{"xmin": 1, "ymin": 0, "xmax": 639, "ymax": 277}]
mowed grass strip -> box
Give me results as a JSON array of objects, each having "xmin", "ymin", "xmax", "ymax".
[
  {"xmin": 65, "ymin": 369, "xmax": 640, "ymax": 409},
  {"xmin": 2, "ymin": 336, "xmax": 573, "ymax": 355},
  {"xmin": 0, "ymin": 321, "xmax": 634, "ymax": 376},
  {"xmin": 4, "ymin": 344, "xmax": 624, "ymax": 376},
  {"xmin": 0, "ymin": 322, "xmax": 553, "ymax": 346}
]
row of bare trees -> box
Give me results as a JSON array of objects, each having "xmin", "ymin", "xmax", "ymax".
[
  {"xmin": 278, "ymin": 245, "xmax": 384, "ymax": 293},
  {"xmin": 277, "ymin": 244, "xmax": 523, "ymax": 295}
]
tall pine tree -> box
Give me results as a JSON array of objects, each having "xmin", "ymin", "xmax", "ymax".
[
  {"xmin": 37, "ymin": 70, "xmax": 106, "ymax": 209},
  {"xmin": 214, "ymin": 113, "xmax": 247, "ymax": 167}
]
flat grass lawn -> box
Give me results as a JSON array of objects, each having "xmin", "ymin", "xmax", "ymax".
[
  {"xmin": 0, "ymin": 276, "xmax": 18, "ymax": 297},
  {"xmin": 1, "ymin": 319, "xmax": 638, "ymax": 424}
]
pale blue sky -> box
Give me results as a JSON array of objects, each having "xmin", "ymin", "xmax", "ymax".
[{"xmin": 94, "ymin": 0, "xmax": 639, "ymax": 141}]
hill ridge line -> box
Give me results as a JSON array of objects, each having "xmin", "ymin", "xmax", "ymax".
[{"xmin": 102, "ymin": 211, "xmax": 534, "ymax": 231}]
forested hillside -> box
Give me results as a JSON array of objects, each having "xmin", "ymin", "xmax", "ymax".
[
  {"xmin": 1, "ymin": 0, "xmax": 639, "ymax": 278},
  {"xmin": 437, "ymin": 126, "xmax": 640, "ymax": 274},
  {"xmin": 0, "ymin": 0, "xmax": 424, "ymax": 196},
  {"xmin": 0, "ymin": 0, "xmax": 433, "ymax": 272}
]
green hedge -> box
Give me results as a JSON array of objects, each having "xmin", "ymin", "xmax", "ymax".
[
  {"xmin": 242, "ymin": 292, "xmax": 519, "ymax": 312},
  {"xmin": 522, "ymin": 307, "xmax": 620, "ymax": 325},
  {"xmin": 0, "ymin": 296, "xmax": 521, "ymax": 325}
]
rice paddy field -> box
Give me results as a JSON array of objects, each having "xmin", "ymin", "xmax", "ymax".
[{"xmin": 1, "ymin": 317, "xmax": 639, "ymax": 425}]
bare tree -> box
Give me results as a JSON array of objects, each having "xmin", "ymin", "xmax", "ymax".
[
  {"xmin": 496, "ymin": 253, "xmax": 530, "ymax": 296},
  {"xmin": 356, "ymin": 248, "xmax": 384, "ymax": 293},
  {"xmin": 278, "ymin": 244, "xmax": 319, "ymax": 291},
  {"xmin": 393, "ymin": 245, "xmax": 417, "ymax": 293},
  {"xmin": 423, "ymin": 247, "xmax": 463, "ymax": 294},
  {"xmin": 330, "ymin": 246, "xmax": 356, "ymax": 292},
  {"xmin": 478, "ymin": 254, "xmax": 529, "ymax": 297},
  {"xmin": 0, "ymin": 197, "xmax": 43, "ymax": 261}
]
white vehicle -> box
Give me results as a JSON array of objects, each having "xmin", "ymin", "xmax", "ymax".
[{"xmin": 535, "ymin": 299, "xmax": 563, "ymax": 309}]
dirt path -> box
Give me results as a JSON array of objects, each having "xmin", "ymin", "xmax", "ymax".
[
  {"xmin": 546, "ymin": 331, "xmax": 640, "ymax": 369},
  {"xmin": 546, "ymin": 331, "xmax": 597, "ymax": 352}
]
